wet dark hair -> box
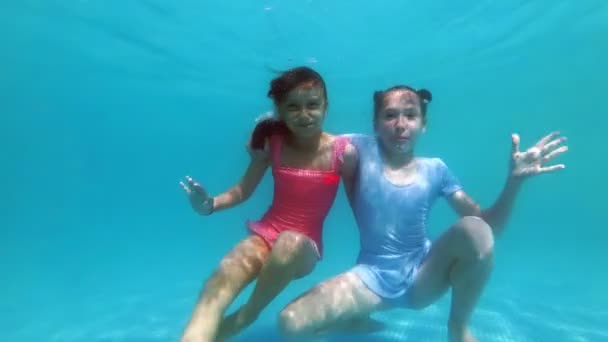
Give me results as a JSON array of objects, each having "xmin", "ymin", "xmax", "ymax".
[
  {"xmin": 250, "ymin": 66, "xmax": 328, "ymax": 150},
  {"xmin": 267, "ymin": 66, "xmax": 328, "ymax": 105},
  {"xmin": 249, "ymin": 118, "xmax": 290, "ymax": 151},
  {"xmin": 373, "ymin": 85, "xmax": 433, "ymax": 123}
]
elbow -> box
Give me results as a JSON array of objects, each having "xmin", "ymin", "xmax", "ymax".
[
  {"xmin": 237, "ymin": 185, "xmax": 254, "ymax": 203},
  {"xmin": 240, "ymin": 191, "xmax": 253, "ymax": 203}
]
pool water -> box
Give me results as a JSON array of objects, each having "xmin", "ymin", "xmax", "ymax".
[{"xmin": 2, "ymin": 1, "xmax": 607, "ymax": 341}]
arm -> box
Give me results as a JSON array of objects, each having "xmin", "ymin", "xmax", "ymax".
[
  {"xmin": 181, "ymin": 142, "xmax": 271, "ymax": 215},
  {"xmin": 211, "ymin": 156, "xmax": 270, "ymax": 212},
  {"xmin": 447, "ymin": 178, "xmax": 522, "ymax": 237},
  {"xmin": 446, "ymin": 132, "xmax": 567, "ymax": 237}
]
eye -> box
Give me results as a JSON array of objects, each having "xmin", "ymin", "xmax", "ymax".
[
  {"xmin": 384, "ymin": 111, "xmax": 398, "ymax": 119},
  {"xmin": 287, "ymin": 104, "xmax": 299, "ymax": 111},
  {"xmin": 307, "ymin": 102, "xmax": 320, "ymax": 109}
]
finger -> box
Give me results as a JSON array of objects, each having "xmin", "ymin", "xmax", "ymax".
[
  {"xmin": 542, "ymin": 137, "xmax": 567, "ymax": 153},
  {"xmin": 192, "ymin": 182, "xmax": 205, "ymax": 194},
  {"xmin": 538, "ymin": 164, "xmax": 565, "ymax": 174},
  {"xmin": 524, "ymin": 147, "xmax": 542, "ymax": 162},
  {"xmin": 186, "ymin": 175, "xmax": 197, "ymax": 186},
  {"xmin": 543, "ymin": 146, "xmax": 568, "ymax": 162},
  {"xmin": 189, "ymin": 180, "xmax": 207, "ymax": 196},
  {"xmin": 511, "ymin": 133, "xmax": 520, "ymax": 154},
  {"xmin": 179, "ymin": 181, "xmax": 191, "ymax": 194},
  {"xmin": 536, "ymin": 131, "xmax": 560, "ymax": 147},
  {"xmin": 185, "ymin": 176, "xmax": 207, "ymax": 194}
]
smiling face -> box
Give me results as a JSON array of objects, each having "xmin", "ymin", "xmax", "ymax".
[
  {"xmin": 276, "ymin": 83, "xmax": 327, "ymax": 138},
  {"xmin": 375, "ymin": 89, "xmax": 426, "ymax": 155}
]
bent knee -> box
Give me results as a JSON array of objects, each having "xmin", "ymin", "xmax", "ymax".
[
  {"xmin": 273, "ymin": 231, "xmax": 316, "ymax": 265},
  {"xmin": 278, "ymin": 307, "xmax": 307, "ymax": 337},
  {"xmin": 455, "ymin": 216, "xmax": 494, "ymax": 260}
]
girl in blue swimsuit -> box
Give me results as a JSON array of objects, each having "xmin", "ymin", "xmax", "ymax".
[{"xmin": 277, "ymin": 85, "xmax": 568, "ymax": 341}]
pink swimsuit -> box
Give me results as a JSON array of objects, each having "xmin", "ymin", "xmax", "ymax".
[{"xmin": 246, "ymin": 134, "xmax": 348, "ymax": 258}]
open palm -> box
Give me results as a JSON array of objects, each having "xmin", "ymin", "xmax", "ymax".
[
  {"xmin": 180, "ymin": 175, "xmax": 213, "ymax": 215},
  {"xmin": 510, "ymin": 131, "xmax": 568, "ymax": 178}
]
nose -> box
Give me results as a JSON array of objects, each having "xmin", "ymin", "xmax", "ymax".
[
  {"xmin": 395, "ymin": 115, "xmax": 407, "ymax": 129},
  {"xmin": 295, "ymin": 108, "xmax": 310, "ymax": 117}
]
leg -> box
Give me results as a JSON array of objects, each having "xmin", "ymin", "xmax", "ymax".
[
  {"xmin": 181, "ymin": 235, "xmax": 270, "ymax": 342},
  {"xmin": 218, "ymin": 230, "xmax": 319, "ymax": 339},
  {"xmin": 406, "ymin": 216, "xmax": 495, "ymax": 342},
  {"xmin": 278, "ymin": 271, "xmax": 385, "ymax": 340}
]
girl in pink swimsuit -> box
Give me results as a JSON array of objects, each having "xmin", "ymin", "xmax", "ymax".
[{"xmin": 179, "ymin": 66, "xmax": 356, "ymax": 342}]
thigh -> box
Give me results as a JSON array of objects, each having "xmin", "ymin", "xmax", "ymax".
[
  {"xmin": 406, "ymin": 217, "xmax": 491, "ymax": 309},
  {"xmin": 281, "ymin": 271, "xmax": 383, "ymax": 329},
  {"xmin": 271, "ymin": 230, "xmax": 320, "ymax": 279},
  {"xmin": 206, "ymin": 235, "xmax": 271, "ymax": 294},
  {"xmin": 405, "ymin": 226, "xmax": 459, "ymax": 309},
  {"xmin": 407, "ymin": 216, "xmax": 494, "ymax": 308}
]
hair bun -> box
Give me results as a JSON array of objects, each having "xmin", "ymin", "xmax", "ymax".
[
  {"xmin": 417, "ymin": 89, "xmax": 432, "ymax": 102},
  {"xmin": 373, "ymin": 90, "xmax": 384, "ymax": 102}
]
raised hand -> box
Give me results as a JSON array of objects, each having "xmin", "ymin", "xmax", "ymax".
[
  {"xmin": 510, "ymin": 131, "xmax": 568, "ymax": 178},
  {"xmin": 180, "ymin": 176, "xmax": 214, "ymax": 215}
]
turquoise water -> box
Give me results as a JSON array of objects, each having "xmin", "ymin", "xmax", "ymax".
[{"xmin": 2, "ymin": 1, "xmax": 607, "ymax": 341}]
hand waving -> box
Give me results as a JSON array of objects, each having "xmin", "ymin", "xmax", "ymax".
[
  {"xmin": 510, "ymin": 131, "xmax": 568, "ymax": 178},
  {"xmin": 180, "ymin": 176, "xmax": 213, "ymax": 215}
]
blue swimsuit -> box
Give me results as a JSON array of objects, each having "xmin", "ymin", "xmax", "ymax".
[{"xmin": 344, "ymin": 134, "xmax": 462, "ymax": 305}]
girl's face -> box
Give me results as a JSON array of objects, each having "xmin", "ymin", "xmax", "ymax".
[
  {"xmin": 277, "ymin": 85, "xmax": 327, "ymax": 138},
  {"xmin": 375, "ymin": 90, "xmax": 426, "ymax": 155}
]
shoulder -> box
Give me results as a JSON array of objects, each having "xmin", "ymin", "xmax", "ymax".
[
  {"xmin": 327, "ymin": 134, "xmax": 360, "ymax": 171},
  {"xmin": 247, "ymin": 139, "xmax": 271, "ymax": 164},
  {"xmin": 418, "ymin": 157, "xmax": 462, "ymax": 194},
  {"xmin": 250, "ymin": 133, "xmax": 283, "ymax": 165},
  {"xmin": 416, "ymin": 157, "xmax": 451, "ymax": 178},
  {"xmin": 418, "ymin": 157, "xmax": 448, "ymax": 168},
  {"xmin": 338, "ymin": 133, "xmax": 373, "ymax": 149},
  {"xmin": 327, "ymin": 134, "xmax": 356, "ymax": 157},
  {"xmin": 342, "ymin": 141, "xmax": 358, "ymax": 166}
]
